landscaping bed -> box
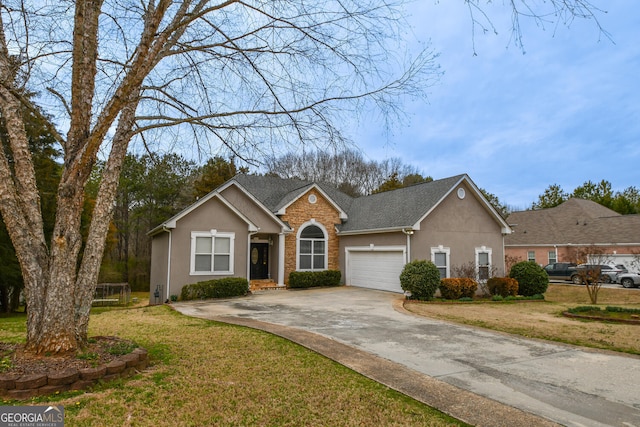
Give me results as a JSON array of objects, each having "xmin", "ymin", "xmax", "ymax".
[{"xmin": 563, "ymin": 306, "xmax": 640, "ymax": 324}]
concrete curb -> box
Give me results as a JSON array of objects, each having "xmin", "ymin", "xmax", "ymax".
[{"xmin": 209, "ymin": 315, "xmax": 560, "ymax": 427}]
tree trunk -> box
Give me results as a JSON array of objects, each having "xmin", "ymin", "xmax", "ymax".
[{"xmin": 74, "ymin": 95, "xmax": 139, "ymax": 343}]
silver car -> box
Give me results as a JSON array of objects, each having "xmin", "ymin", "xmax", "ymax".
[
  {"xmin": 617, "ymin": 272, "xmax": 640, "ymax": 288},
  {"xmin": 574, "ymin": 264, "xmax": 628, "ymax": 284}
]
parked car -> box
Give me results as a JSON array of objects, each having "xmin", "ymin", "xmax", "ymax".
[
  {"xmin": 617, "ymin": 272, "xmax": 640, "ymax": 288},
  {"xmin": 543, "ymin": 263, "xmax": 577, "ymax": 281},
  {"xmin": 570, "ymin": 264, "xmax": 628, "ymax": 285}
]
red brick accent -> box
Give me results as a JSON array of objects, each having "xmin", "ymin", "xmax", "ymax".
[{"xmin": 280, "ymin": 189, "xmax": 341, "ymax": 284}]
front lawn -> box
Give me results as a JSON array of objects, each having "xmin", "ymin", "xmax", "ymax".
[
  {"xmin": 1, "ymin": 305, "xmax": 465, "ymax": 427},
  {"xmin": 404, "ymin": 284, "xmax": 640, "ymax": 355}
]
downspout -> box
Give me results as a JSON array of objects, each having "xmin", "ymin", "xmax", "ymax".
[
  {"xmin": 278, "ymin": 233, "xmax": 286, "ymax": 286},
  {"xmin": 402, "ymin": 228, "xmax": 414, "ymax": 262},
  {"xmin": 162, "ymin": 226, "xmax": 172, "ymax": 302}
]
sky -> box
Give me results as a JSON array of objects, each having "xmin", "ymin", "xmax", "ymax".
[{"xmin": 349, "ymin": 0, "xmax": 640, "ymax": 210}]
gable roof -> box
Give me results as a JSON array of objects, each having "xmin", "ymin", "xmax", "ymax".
[
  {"xmin": 338, "ymin": 174, "xmax": 459, "ymax": 233},
  {"xmin": 337, "ymin": 174, "xmax": 511, "ymax": 234},
  {"xmin": 505, "ymin": 198, "xmax": 640, "ymax": 245},
  {"xmin": 147, "ymin": 192, "xmax": 259, "ymax": 236},
  {"xmin": 150, "ymin": 173, "xmax": 512, "ymax": 236},
  {"xmin": 231, "ymin": 174, "xmax": 351, "ymax": 219}
]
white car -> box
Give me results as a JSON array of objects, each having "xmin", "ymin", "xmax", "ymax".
[{"xmin": 617, "ymin": 272, "xmax": 640, "ymax": 288}]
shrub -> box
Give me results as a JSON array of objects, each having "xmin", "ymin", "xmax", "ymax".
[
  {"xmin": 568, "ymin": 306, "xmax": 601, "ymax": 313},
  {"xmin": 605, "ymin": 306, "xmax": 640, "ymax": 314},
  {"xmin": 487, "ymin": 277, "xmax": 518, "ymax": 297},
  {"xmin": 400, "ymin": 260, "xmax": 441, "ymax": 300},
  {"xmin": 509, "ymin": 261, "xmax": 549, "ymax": 296},
  {"xmin": 288, "ymin": 270, "xmax": 341, "ymax": 289},
  {"xmin": 180, "ymin": 277, "xmax": 249, "ymax": 301},
  {"xmin": 439, "ymin": 278, "xmax": 478, "ymax": 300},
  {"xmin": 491, "ymin": 295, "xmax": 504, "ymax": 302}
]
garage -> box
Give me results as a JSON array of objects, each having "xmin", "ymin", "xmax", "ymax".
[{"xmin": 346, "ymin": 248, "xmax": 406, "ymax": 293}]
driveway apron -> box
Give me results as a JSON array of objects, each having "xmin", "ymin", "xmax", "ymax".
[{"xmin": 173, "ymin": 287, "xmax": 640, "ymax": 427}]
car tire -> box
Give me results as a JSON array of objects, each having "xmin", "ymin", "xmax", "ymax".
[
  {"xmin": 602, "ymin": 275, "xmax": 611, "ymax": 284},
  {"xmin": 621, "ymin": 278, "xmax": 635, "ymax": 289},
  {"xmin": 571, "ymin": 275, "xmax": 583, "ymax": 285}
]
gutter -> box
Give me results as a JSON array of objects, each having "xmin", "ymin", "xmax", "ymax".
[{"xmin": 338, "ymin": 225, "xmax": 417, "ymax": 236}]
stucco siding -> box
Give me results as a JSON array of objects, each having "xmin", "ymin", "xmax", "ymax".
[
  {"xmin": 165, "ymin": 196, "xmax": 251, "ymax": 298},
  {"xmin": 220, "ymin": 185, "xmax": 283, "ymax": 233},
  {"xmin": 412, "ymin": 183, "xmax": 506, "ymax": 276},
  {"xmin": 149, "ymin": 233, "xmax": 169, "ymax": 304}
]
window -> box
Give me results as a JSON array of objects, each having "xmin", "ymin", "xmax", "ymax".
[
  {"xmin": 191, "ymin": 231, "xmax": 234, "ymax": 275},
  {"xmin": 431, "ymin": 246, "xmax": 450, "ymax": 279},
  {"xmin": 548, "ymin": 251, "xmax": 557, "ymax": 264},
  {"xmin": 298, "ymin": 223, "xmax": 327, "ymax": 271},
  {"xmin": 476, "ymin": 247, "xmax": 492, "ymax": 281},
  {"xmin": 527, "ymin": 251, "xmax": 536, "ymax": 262}
]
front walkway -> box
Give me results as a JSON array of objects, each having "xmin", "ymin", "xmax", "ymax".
[{"xmin": 174, "ymin": 287, "xmax": 640, "ymax": 427}]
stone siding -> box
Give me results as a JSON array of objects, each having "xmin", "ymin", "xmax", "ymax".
[{"xmin": 280, "ymin": 189, "xmax": 341, "ymax": 284}]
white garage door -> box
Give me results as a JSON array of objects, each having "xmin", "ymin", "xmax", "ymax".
[{"xmin": 347, "ymin": 250, "xmax": 405, "ymax": 293}]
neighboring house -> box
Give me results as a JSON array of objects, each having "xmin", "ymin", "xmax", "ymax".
[
  {"xmin": 505, "ymin": 198, "xmax": 640, "ymax": 268},
  {"xmin": 149, "ymin": 173, "xmax": 512, "ymax": 302}
]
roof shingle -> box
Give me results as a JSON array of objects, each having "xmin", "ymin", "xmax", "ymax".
[{"xmin": 505, "ymin": 198, "xmax": 640, "ymax": 245}]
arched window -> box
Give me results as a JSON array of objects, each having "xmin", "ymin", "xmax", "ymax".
[{"xmin": 298, "ymin": 224, "xmax": 327, "ymax": 271}]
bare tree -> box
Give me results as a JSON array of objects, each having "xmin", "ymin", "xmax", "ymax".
[
  {"xmin": 265, "ymin": 149, "xmax": 426, "ymax": 196},
  {"xmin": 572, "ymin": 248, "xmax": 612, "ymax": 304},
  {"xmin": 0, "ymin": 1, "xmax": 607, "ymax": 356},
  {"xmin": 0, "ymin": 0, "xmax": 438, "ymax": 355}
]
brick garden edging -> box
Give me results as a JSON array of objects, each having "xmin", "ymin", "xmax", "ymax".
[{"xmin": 0, "ymin": 347, "xmax": 148, "ymax": 400}]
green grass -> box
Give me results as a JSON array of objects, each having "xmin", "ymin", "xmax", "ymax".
[
  {"xmin": 1, "ymin": 305, "xmax": 465, "ymax": 427},
  {"xmin": 0, "ymin": 312, "xmax": 27, "ymax": 343}
]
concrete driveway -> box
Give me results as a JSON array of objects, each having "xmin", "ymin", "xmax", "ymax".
[{"xmin": 174, "ymin": 286, "xmax": 640, "ymax": 427}]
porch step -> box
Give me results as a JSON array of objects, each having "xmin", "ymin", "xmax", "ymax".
[{"xmin": 250, "ymin": 279, "xmax": 285, "ymax": 291}]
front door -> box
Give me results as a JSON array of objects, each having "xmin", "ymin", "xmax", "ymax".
[{"xmin": 250, "ymin": 243, "xmax": 269, "ymax": 280}]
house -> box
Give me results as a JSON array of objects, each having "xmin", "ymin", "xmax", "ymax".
[
  {"xmin": 505, "ymin": 198, "xmax": 640, "ymax": 268},
  {"xmin": 149, "ymin": 173, "xmax": 512, "ymax": 302}
]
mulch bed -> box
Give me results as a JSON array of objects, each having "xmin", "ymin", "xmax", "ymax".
[{"xmin": 0, "ymin": 336, "xmax": 136, "ymax": 376}]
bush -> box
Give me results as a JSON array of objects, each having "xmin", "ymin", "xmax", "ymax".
[
  {"xmin": 400, "ymin": 260, "xmax": 441, "ymax": 300},
  {"xmin": 180, "ymin": 277, "xmax": 249, "ymax": 301},
  {"xmin": 487, "ymin": 277, "xmax": 519, "ymax": 297},
  {"xmin": 605, "ymin": 306, "xmax": 640, "ymax": 314},
  {"xmin": 288, "ymin": 270, "xmax": 341, "ymax": 289},
  {"xmin": 439, "ymin": 278, "xmax": 478, "ymax": 300},
  {"xmin": 509, "ymin": 261, "xmax": 549, "ymax": 297},
  {"xmin": 568, "ymin": 306, "xmax": 601, "ymax": 314}
]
